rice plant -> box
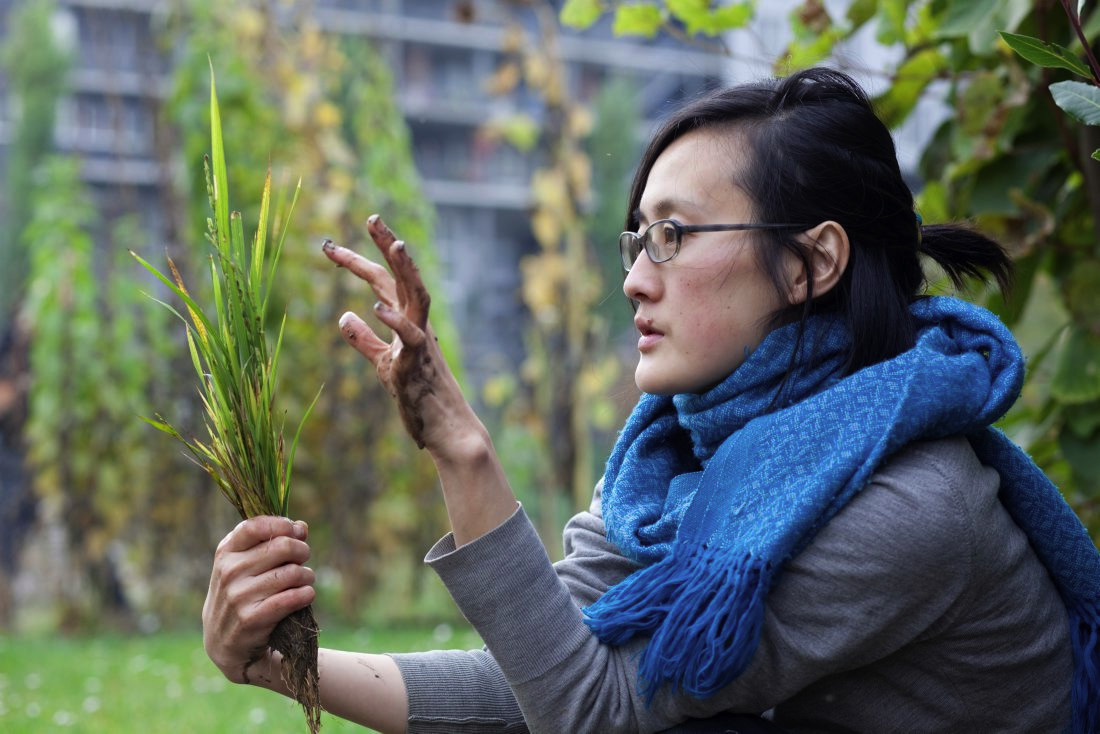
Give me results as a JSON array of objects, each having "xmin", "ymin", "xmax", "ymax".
[{"xmin": 133, "ymin": 65, "xmax": 322, "ymax": 733}]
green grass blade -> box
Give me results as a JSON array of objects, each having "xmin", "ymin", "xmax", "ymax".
[
  {"xmin": 284, "ymin": 384, "xmax": 323, "ymax": 515},
  {"xmin": 253, "ymin": 169, "xmax": 271, "ymax": 292},
  {"xmin": 208, "ymin": 60, "xmax": 230, "ymax": 251},
  {"xmin": 130, "ymin": 251, "xmax": 217, "ymax": 339},
  {"xmin": 265, "ymin": 177, "xmax": 301, "ymax": 314}
]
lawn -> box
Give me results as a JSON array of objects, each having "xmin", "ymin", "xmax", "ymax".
[{"xmin": 0, "ymin": 623, "xmax": 483, "ymax": 733}]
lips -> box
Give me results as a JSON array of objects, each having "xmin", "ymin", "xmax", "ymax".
[{"xmin": 635, "ymin": 317, "xmax": 664, "ymax": 352}]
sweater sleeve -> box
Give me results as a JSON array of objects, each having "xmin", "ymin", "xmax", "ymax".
[{"xmin": 394, "ymin": 439, "xmax": 979, "ymax": 733}]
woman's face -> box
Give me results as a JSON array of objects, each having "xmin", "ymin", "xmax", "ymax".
[{"xmin": 624, "ymin": 128, "xmax": 789, "ymax": 395}]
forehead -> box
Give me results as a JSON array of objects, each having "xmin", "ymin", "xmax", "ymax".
[{"xmin": 639, "ymin": 128, "xmax": 750, "ymax": 220}]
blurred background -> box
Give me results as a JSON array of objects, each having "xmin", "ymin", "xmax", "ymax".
[{"xmin": 0, "ymin": 0, "xmax": 1098, "ymax": 729}]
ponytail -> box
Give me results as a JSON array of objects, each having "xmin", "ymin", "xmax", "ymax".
[{"xmin": 918, "ymin": 223, "xmax": 1013, "ymax": 294}]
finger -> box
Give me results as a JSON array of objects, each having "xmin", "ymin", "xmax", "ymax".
[
  {"xmin": 220, "ymin": 516, "xmax": 306, "ymax": 554},
  {"xmin": 366, "ymin": 213, "xmax": 398, "ymax": 260},
  {"xmin": 367, "ymin": 216, "xmax": 410, "ymax": 310},
  {"xmin": 388, "ymin": 240, "xmax": 431, "ymax": 330},
  {"xmin": 230, "ymin": 535, "xmax": 312, "ymax": 580},
  {"xmin": 321, "ymin": 239, "xmax": 398, "ymax": 307},
  {"xmin": 240, "ymin": 585, "xmax": 316, "ymax": 631},
  {"xmin": 339, "ymin": 311, "xmax": 391, "ymax": 364},
  {"xmin": 249, "ymin": 563, "xmax": 316, "ymax": 599},
  {"xmin": 374, "ymin": 301, "xmax": 426, "ymax": 349}
]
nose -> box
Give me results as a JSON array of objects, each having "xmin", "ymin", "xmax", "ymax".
[{"xmin": 623, "ymin": 250, "xmax": 660, "ymax": 305}]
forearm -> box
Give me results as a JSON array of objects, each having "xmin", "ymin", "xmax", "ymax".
[
  {"xmin": 246, "ymin": 648, "xmax": 408, "ymax": 733},
  {"xmin": 428, "ymin": 416, "xmax": 518, "ymax": 548}
]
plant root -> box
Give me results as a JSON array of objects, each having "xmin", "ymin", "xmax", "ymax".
[{"xmin": 269, "ymin": 605, "xmax": 321, "ymax": 733}]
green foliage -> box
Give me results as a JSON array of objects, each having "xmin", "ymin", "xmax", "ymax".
[
  {"xmin": 21, "ymin": 159, "xmax": 169, "ymax": 626},
  {"xmin": 561, "ymin": 0, "xmax": 603, "ymax": 29},
  {"xmin": 0, "ymin": 0, "xmax": 70, "ymax": 334},
  {"xmin": 999, "ymin": 31, "xmax": 1092, "ymax": 77},
  {"xmin": 613, "ymin": 3, "xmax": 664, "ymax": 37},
  {"xmin": 1050, "ymin": 80, "xmax": 1100, "ymax": 125},
  {"xmin": 135, "ymin": 70, "xmax": 318, "ymax": 520},
  {"xmin": 560, "ymin": 0, "xmax": 750, "ymax": 37},
  {"xmin": 586, "ymin": 76, "xmax": 642, "ymax": 335},
  {"xmin": 159, "ymin": 0, "xmax": 455, "ymax": 621}
]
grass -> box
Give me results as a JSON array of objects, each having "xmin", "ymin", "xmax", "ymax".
[{"xmin": 0, "ymin": 624, "xmax": 483, "ymax": 733}]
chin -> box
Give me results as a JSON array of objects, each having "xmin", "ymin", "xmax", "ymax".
[
  {"xmin": 635, "ymin": 361, "xmax": 734, "ymax": 396},
  {"xmin": 634, "ymin": 367, "xmax": 692, "ymax": 396}
]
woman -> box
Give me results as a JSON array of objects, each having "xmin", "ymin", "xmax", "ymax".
[{"xmin": 202, "ymin": 68, "xmax": 1099, "ymax": 732}]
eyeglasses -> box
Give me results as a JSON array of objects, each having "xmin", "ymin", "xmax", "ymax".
[{"xmin": 619, "ymin": 219, "xmax": 810, "ymax": 271}]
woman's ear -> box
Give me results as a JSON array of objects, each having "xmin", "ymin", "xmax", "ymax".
[{"xmin": 788, "ymin": 220, "xmax": 850, "ymax": 305}]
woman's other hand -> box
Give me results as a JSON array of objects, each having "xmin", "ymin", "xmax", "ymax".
[
  {"xmin": 321, "ymin": 215, "xmax": 482, "ymax": 461},
  {"xmin": 202, "ymin": 516, "xmax": 315, "ymax": 684}
]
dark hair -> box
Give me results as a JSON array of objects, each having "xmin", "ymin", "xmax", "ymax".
[{"xmin": 626, "ymin": 67, "xmax": 1012, "ymax": 374}]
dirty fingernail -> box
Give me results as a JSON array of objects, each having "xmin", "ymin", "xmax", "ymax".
[
  {"xmin": 339, "ymin": 311, "xmax": 355, "ymax": 329},
  {"xmin": 368, "ymin": 214, "xmax": 379, "ymax": 225},
  {"xmin": 321, "ymin": 238, "xmax": 334, "ymax": 252},
  {"xmin": 293, "ymin": 521, "xmax": 307, "ymax": 539}
]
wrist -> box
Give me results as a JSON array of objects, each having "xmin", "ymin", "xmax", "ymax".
[
  {"xmin": 426, "ymin": 416, "xmax": 493, "ymax": 468},
  {"xmin": 241, "ymin": 649, "xmax": 282, "ymax": 690}
]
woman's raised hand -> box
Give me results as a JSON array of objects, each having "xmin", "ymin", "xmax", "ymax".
[
  {"xmin": 202, "ymin": 516, "xmax": 314, "ymax": 684},
  {"xmin": 322, "ymin": 215, "xmax": 479, "ymax": 459}
]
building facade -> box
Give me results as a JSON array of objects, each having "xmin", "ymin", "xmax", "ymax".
[{"xmin": 0, "ymin": 0, "xmax": 726, "ymax": 389}]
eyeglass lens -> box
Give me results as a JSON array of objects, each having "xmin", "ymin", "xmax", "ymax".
[{"xmin": 619, "ymin": 220, "xmax": 680, "ymax": 270}]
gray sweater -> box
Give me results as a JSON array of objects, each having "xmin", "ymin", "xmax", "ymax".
[{"xmin": 391, "ymin": 437, "xmax": 1072, "ymax": 733}]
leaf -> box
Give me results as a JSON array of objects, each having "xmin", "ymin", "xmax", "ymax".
[
  {"xmin": 208, "ymin": 60, "xmax": 230, "ymax": 251},
  {"xmin": 998, "ymin": 32, "xmax": 1091, "ymax": 78},
  {"xmin": 935, "ymin": 0, "xmax": 1023, "ymax": 54},
  {"xmin": 668, "ymin": 0, "xmax": 752, "ymax": 35},
  {"xmin": 613, "ymin": 3, "xmax": 663, "ymax": 37},
  {"xmin": 560, "ymin": 0, "xmax": 603, "ymax": 30},
  {"xmin": 1051, "ymin": 327, "xmax": 1100, "ymax": 404},
  {"xmin": 1093, "ymin": 148, "xmax": 1100, "ymax": 161},
  {"xmin": 846, "ymin": 0, "xmax": 877, "ymax": 29},
  {"xmin": 875, "ymin": 0, "xmax": 908, "ymax": 45},
  {"xmin": 872, "ymin": 48, "xmax": 945, "ymax": 128},
  {"xmin": 934, "ymin": 0, "xmax": 998, "ymax": 39},
  {"xmin": 1050, "ymin": 80, "xmax": 1100, "ymax": 125},
  {"xmin": 711, "ymin": 3, "xmax": 753, "ymax": 31},
  {"xmin": 486, "ymin": 113, "xmax": 540, "ymax": 152}
]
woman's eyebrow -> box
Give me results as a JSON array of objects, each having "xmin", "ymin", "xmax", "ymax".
[{"xmin": 634, "ymin": 199, "xmax": 691, "ymax": 225}]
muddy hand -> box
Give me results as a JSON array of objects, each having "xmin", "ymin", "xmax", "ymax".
[{"xmin": 322, "ymin": 215, "xmax": 464, "ymax": 451}]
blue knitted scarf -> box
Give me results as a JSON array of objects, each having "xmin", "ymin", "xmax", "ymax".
[{"xmin": 583, "ymin": 296, "xmax": 1100, "ymax": 732}]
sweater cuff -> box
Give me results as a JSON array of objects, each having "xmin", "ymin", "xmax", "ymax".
[
  {"xmin": 425, "ymin": 505, "xmax": 592, "ymax": 685},
  {"xmin": 389, "ymin": 650, "xmax": 527, "ymax": 734}
]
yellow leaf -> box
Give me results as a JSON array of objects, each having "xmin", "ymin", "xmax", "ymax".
[
  {"xmin": 501, "ymin": 24, "xmax": 525, "ymax": 54},
  {"xmin": 531, "ymin": 168, "xmax": 569, "ymax": 213},
  {"xmin": 566, "ymin": 151, "xmax": 592, "ymax": 201},
  {"xmin": 485, "ymin": 61, "xmax": 521, "ymax": 96},
  {"xmin": 314, "ymin": 101, "xmax": 342, "ymax": 129},
  {"xmin": 568, "ymin": 106, "xmax": 593, "ymax": 137},
  {"xmin": 524, "ymin": 55, "xmax": 550, "ymax": 89},
  {"xmin": 532, "ymin": 209, "xmax": 562, "ymax": 250}
]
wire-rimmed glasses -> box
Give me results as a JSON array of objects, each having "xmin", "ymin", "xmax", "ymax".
[{"xmin": 619, "ymin": 219, "xmax": 810, "ymax": 271}]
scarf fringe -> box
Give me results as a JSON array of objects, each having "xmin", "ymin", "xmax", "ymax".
[
  {"xmin": 584, "ymin": 545, "xmax": 771, "ymax": 702},
  {"xmin": 1069, "ymin": 599, "xmax": 1100, "ymax": 734}
]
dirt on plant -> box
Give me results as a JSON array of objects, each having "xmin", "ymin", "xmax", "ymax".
[{"xmin": 268, "ymin": 605, "xmax": 321, "ymax": 733}]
